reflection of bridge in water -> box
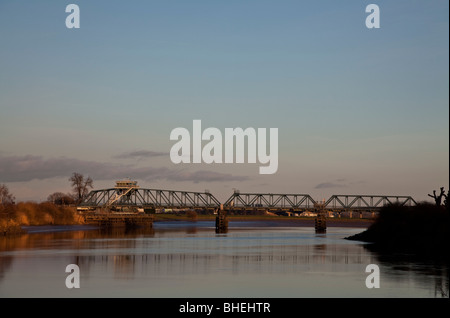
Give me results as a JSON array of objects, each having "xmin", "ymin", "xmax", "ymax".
[{"xmin": 78, "ymin": 181, "xmax": 417, "ymax": 215}]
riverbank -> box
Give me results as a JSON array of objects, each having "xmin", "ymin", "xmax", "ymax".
[
  {"xmin": 0, "ymin": 202, "xmax": 84, "ymax": 235},
  {"xmin": 1, "ymin": 203, "xmax": 374, "ymax": 236},
  {"xmin": 345, "ymin": 203, "xmax": 449, "ymax": 259},
  {"xmin": 154, "ymin": 213, "xmax": 374, "ymax": 228},
  {"xmin": 0, "ymin": 218, "xmax": 25, "ymax": 235}
]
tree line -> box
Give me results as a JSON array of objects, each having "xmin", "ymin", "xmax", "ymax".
[
  {"xmin": 1, "ymin": 172, "xmax": 93, "ymax": 207},
  {"xmin": 47, "ymin": 172, "xmax": 93, "ymax": 205},
  {"xmin": 1, "ymin": 173, "xmax": 93, "ymax": 233},
  {"xmin": 2, "ymin": 177, "xmax": 450, "ymax": 209},
  {"xmin": 428, "ymin": 187, "xmax": 450, "ymax": 211}
]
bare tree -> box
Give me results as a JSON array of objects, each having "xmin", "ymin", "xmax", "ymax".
[
  {"xmin": 428, "ymin": 187, "xmax": 446, "ymax": 206},
  {"xmin": 69, "ymin": 172, "xmax": 93, "ymax": 203},
  {"xmin": 0, "ymin": 184, "xmax": 15, "ymax": 205},
  {"xmin": 47, "ymin": 192, "xmax": 76, "ymax": 205},
  {"xmin": 444, "ymin": 190, "xmax": 450, "ymax": 212}
]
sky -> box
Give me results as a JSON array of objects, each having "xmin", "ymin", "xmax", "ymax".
[{"xmin": 0, "ymin": 0, "xmax": 448, "ymax": 203}]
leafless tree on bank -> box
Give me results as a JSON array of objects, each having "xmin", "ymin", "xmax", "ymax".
[
  {"xmin": 47, "ymin": 192, "xmax": 76, "ymax": 205},
  {"xmin": 443, "ymin": 190, "xmax": 450, "ymax": 211},
  {"xmin": 0, "ymin": 184, "xmax": 15, "ymax": 205},
  {"xmin": 69, "ymin": 172, "xmax": 93, "ymax": 203},
  {"xmin": 428, "ymin": 187, "xmax": 446, "ymax": 206}
]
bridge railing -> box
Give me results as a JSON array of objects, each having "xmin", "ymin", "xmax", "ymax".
[
  {"xmin": 79, "ymin": 188, "xmax": 417, "ymax": 212},
  {"xmin": 223, "ymin": 192, "xmax": 317, "ymax": 210},
  {"xmin": 79, "ymin": 188, "xmax": 221, "ymax": 209},
  {"xmin": 324, "ymin": 195, "xmax": 417, "ymax": 210}
]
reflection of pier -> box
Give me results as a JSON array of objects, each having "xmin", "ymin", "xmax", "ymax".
[{"xmin": 70, "ymin": 238, "xmax": 379, "ymax": 280}]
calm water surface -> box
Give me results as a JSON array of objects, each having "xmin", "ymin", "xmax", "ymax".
[{"xmin": 0, "ymin": 221, "xmax": 448, "ymax": 298}]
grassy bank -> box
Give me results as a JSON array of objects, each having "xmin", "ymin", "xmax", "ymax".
[
  {"xmin": 0, "ymin": 202, "xmax": 84, "ymax": 235},
  {"xmin": 346, "ymin": 203, "xmax": 449, "ymax": 257},
  {"xmin": 1, "ymin": 204, "xmax": 374, "ymax": 235}
]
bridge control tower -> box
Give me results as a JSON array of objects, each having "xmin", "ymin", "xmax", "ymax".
[
  {"xmin": 115, "ymin": 179, "xmax": 139, "ymax": 189},
  {"xmin": 106, "ymin": 179, "xmax": 140, "ymax": 210}
]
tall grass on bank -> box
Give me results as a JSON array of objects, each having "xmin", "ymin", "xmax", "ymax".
[
  {"xmin": 346, "ymin": 203, "xmax": 449, "ymax": 256},
  {"xmin": 0, "ymin": 202, "xmax": 84, "ymax": 235},
  {"xmin": 0, "ymin": 218, "xmax": 23, "ymax": 235}
]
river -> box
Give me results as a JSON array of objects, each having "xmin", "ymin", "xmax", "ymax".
[{"xmin": 0, "ymin": 221, "xmax": 448, "ymax": 298}]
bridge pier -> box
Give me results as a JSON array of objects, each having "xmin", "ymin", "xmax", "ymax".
[
  {"xmin": 85, "ymin": 214, "xmax": 154, "ymax": 228},
  {"xmin": 215, "ymin": 205, "xmax": 228, "ymax": 233},
  {"xmin": 314, "ymin": 202, "xmax": 327, "ymax": 233},
  {"xmin": 315, "ymin": 214, "xmax": 326, "ymax": 233}
]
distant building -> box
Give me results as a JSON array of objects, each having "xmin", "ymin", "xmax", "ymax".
[
  {"xmin": 115, "ymin": 180, "xmax": 139, "ymax": 189},
  {"xmin": 300, "ymin": 211, "xmax": 317, "ymax": 217}
]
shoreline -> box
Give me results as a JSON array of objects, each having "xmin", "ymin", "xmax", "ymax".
[
  {"xmin": 156, "ymin": 214, "xmax": 374, "ymax": 228},
  {"xmin": 345, "ymin": 203, "xmax": 449, "ymax": 261},
  {"xmin": 17, "ymin": 215, "xmax": 373, "ymax": 234}
]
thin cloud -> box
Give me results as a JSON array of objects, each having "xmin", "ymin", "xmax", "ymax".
[
  {"xmin": 0, "ymin": 154, "xmax": 106, "ymax": 182},
  {"xmin": 114, "ymin": 150, "xmax": 168, "ymax": 159},
  {"xmin": 0, "ymin": 154, "xmax": 249, "ymax": 184},
  {"xmin": 166, "ymin": 170, "xmax": 249, "ymax": 183},
  {"xmin": 315, "ymin": 182, "xmax": 347, "ymax": 189},
  {"xmin": 314, "ymin": 179, "xmax": 366, "ymax": 189}
]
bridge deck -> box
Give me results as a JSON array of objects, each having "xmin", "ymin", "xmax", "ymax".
[{"xmin": 78, "ymin": 187, "xmax": 416, "ymax": 212}]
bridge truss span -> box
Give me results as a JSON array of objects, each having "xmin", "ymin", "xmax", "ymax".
[
  {"xmin": 77, "ymin": 180, "xmax": 418, "ymax": 214},
  {"xmin": 79, "ymin": 188, "xmax": 221, "ymax": 210},
  {"xmin": 223, "ymin": 192, "xmax": 317, "ymax": 211},
  {"xmin": 324, "ymin": 194, "xmax": 417, "ymax": 211}
]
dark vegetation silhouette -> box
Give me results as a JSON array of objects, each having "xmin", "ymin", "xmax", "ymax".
[
  {"xmin": 69, "ymin": 172, "xmax": 93, "ymax": 204},
  {"xmin": 0, "ymin": 184, "xmax": 15, "ymax": 205},
  {"xmin": 428, "ymin": 187, "xmax": 446, "ymax": 206},
  {"xmin": 444, "ymin": 189, "xmax": 450, "ymax": 211},
  {"xmin": 347, "ymin": 187, "xmax": 449, "ymax": 259},
  {"xmin": 47, "ymin": 192, "xmax": 76, "ymax": 205},
  {"xmin": 1, "ymin": 175, "xmax": 88, "ymax": 235}
]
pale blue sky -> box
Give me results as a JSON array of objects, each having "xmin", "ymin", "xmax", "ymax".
[{"xmin": 0, "ymin": 0, "xmax": 448, "ymax": 202}]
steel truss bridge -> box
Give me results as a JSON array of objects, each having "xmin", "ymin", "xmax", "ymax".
[
  {"xmin": 78, "ymin": 187, "xmax": 417, "ymax": 212},
  {"xmin": 223, "ymin": 192, "xmax": 317, "ymax": 210},
  {"xmin": 324, "ymin": 194, "xmax": 416, "ymax": 211},
  {"xmin": 222, "ymin": 192, "xmax": 416, "ymax": 211},
  {"xmin": 78, "ymin": 187, "xmax": 221, "ymax": 210}
]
